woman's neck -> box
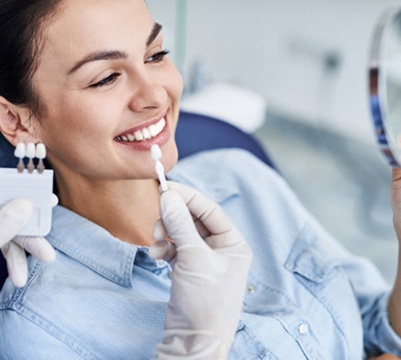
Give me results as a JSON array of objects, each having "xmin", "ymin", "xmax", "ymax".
[{"xmin": 56, "ymin": 175, "xmax": 161, "ymax": 247}]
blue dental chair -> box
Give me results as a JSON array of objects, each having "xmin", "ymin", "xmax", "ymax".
[
  {"xmin": 0, "ymin": 111, "xmax": 277, "ymax": 288},
  {"xmin": 176, "ymin": 111, "xmax": 276, "ymax": 167}
]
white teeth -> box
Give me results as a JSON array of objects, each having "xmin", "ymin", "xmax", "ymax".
[
  {"xmin": 149, "ymin": 124, "xmax": 158, "ymax": 137},
  {"xmin": 142, "ymin": 128, "xmax": 151, "ymax": 139},
  {"xmin": 117, "ymin": 117, "xmax": 166, "ymax": 142},
  {"xmin": 134, "ymin": 130, "xmax": 144, "ymax": 141},
  {"xmin": 157, "ymin": 119, "xmax": 165, "ymax": 132}
]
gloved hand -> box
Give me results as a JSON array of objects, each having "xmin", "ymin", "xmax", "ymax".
[
  {"xmin": 150, "ymin": 181, "xmax": 253, "ymax": 360},
  {"xmin": 0, "ymin": 198, "xmax": 56, "ymax": 288}
]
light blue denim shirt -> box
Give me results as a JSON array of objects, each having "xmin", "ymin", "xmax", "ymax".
[{"xmin": 1, "ymin": 149, "xmax": 401, "ymax": 359}]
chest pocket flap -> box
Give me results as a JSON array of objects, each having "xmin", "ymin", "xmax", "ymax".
[{"xmin": 284, "ymin": 223, "xmax": 342, "ymax": 283}]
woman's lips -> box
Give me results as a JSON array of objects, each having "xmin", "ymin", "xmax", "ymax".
[
  {"xmin": 115, "ymin": 117, "xmax": 166, "ymax": 143},
  {"xmin": 115, "ymin": 116, "xmax": 171, "ymax": 151}
]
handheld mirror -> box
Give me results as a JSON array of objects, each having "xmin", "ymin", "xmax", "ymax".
[{"xmin": 370, "ymin": 7, "xmax": 401, "ymax": 166}]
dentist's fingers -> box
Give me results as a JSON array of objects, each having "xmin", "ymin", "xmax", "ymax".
[
  {"xmin": 165, "ymin": 182, "xmax": 244, "ymax": 248},
  {"xmin": 149, "ymin": 240, "xmax": 177, "ymax": 262},
  {"xmin": 0, "ymin": 198, "xmax": 32, "ymax": 247},
  {"xmin": 152, "ymin": 219, "xmax": 167, "ymax": 242},
  {"xmin": 13, "ymin": 236, "xmax": 56, "ymax": 263},
  {"xmin": 1, "ymin": 242, "xmax": 28, "ymax": 288},
  {"xmin": 151, "ymin": 219, "xmax": 177, "ymax": 260},
  {"xmin": 159, "ymin": 189, "xmax": 207, "ymax": 248}
]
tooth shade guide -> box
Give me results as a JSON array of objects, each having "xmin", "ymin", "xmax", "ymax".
[
  {"xmin": 13, "ymin": 142, "xmax": 47, "ymax": 174},
  {"xmin": 26, "ymin": 143, "xmax": 35, "ymax": 158},
  {"xmin": 35, "ymin": 143, "xmax": 46, "ymax": 159},
  {"xmin": 150, "ymin": 144, "xmax": 168, "ymax": 192},
  {"xmin": 14, "ymin": 143, "xmax": 26, "ymax": 158},
  {"xmin": 26, "ymin": 143, "xmax": 36, "ymax": 173},
  {"xmin": 17, "ymin": 160, "xmax": 25, "ymax": 173},
  {"xmin": 35, "ymin": 143, "xmax": 46, "ymax": 174},
  {"xmin": 150, "ymin": 144, "xmax": 162, "ymax": 160},
  {"xmin": 14, "ymin": 143, "xmax": 26, "ymax": 173}
]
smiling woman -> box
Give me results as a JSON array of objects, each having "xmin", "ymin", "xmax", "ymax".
[
  {"xmin": 1, "ymin": 1, "xmax": 401, "ymax": 359},
  {"xmin": 0, "ymin": 0, "xmax": 250, "ymax": 358},
  {"xmin": 0, "ymin": 0, "xmax": 183, "ymax": 247}
]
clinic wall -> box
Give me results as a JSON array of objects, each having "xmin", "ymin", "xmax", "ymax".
[{"xmin": 147, "ymin": 0, "xmax": 401, "ymax": 144}]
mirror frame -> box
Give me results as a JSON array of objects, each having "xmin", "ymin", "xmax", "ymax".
[{"xmin": 369, "ymin": 7, "xmax": 401, "ymax": 167}]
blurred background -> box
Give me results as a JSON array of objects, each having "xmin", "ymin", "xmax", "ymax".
[{"xmin": 146, "ymin": 0, "xmax": 401, "ymax": 285}]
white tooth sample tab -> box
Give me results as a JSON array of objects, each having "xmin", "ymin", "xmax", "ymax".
[{"xmin": 150, "ymin": 144, "xmax": 168, "ymax": 192}]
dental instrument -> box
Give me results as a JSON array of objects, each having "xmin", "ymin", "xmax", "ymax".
[
  {"xmin": 151, "ymin": 144, "xmax": 168, "ymax": 192},
  {"xmin": 26, "ymin": 142, "xmax": 35, "ymax": 173},
  {"xmin": 35, "ymin": 143, "xmax": 46, "ymax": 174},
  {"xmin": 0, "ymin": 142, "xmax": 53, "ymax": 236},
  {"xmin": 14, "ymin": 142, "xmax": 26, "ymax": 173}
]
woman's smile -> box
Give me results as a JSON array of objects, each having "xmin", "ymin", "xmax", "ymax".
[{"xmin": 115, "ymin": 113, "xmax": 171, "ymax": 151}]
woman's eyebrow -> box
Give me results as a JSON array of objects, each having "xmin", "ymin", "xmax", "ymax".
[
  {"xmin": 67, "ymin": 22, "xmax": 163, "ymax": 75},
  {"xmin": 147, "ymin": 22, "xmax": 162, "ymax": 47},
  {"xmin": 68, "ymin": 50, "xmax": 128, "ymax": 75}
]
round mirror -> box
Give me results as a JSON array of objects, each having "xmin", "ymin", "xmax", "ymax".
[{"xmin": 370, "ymin": 7, "xmax": 401, "ymax": 167}]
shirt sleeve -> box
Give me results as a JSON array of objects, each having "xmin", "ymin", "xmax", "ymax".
[
  {"xmin": 339, "ymin": 252, "xmax": 401, "ymax": 356},
  {"xmin": 307, "ymin": 218, "xmax": 401, "ymax": 356}
]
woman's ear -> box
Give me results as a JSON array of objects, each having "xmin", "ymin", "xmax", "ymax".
[{"xmin": 0, "ymin": 96, "xmax": 40, "ymax": 146}]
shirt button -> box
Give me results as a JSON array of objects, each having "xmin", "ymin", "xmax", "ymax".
[
  {"xmin": 298, "ymin": 323, "xmax": 309, "ymax": 335},
  {"xmin": 247, "ymin": 285, "xmax": 256, "ymax": 293}
]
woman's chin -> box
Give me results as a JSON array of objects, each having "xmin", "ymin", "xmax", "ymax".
[{"xmin": 163, "ymin": 147, "xmax": 179, "ymax": 173}]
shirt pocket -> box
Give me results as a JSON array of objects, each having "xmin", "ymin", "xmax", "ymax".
[
  {"xmin": 283, "ymin": 223, "xmax": 363, "ymax": 358},
  {"xmin": 283, "ymin": 222, "xmax": 363, "ymax": 302},
  {"xmin": 229, "ymin": 320, "xmax": 280, "ymax": 360},
  {"xmin": 284, "ymin": 223, "xmax": 343, "ymax": 284}
]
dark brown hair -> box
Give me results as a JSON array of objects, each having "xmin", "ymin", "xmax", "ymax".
[{"xmin": 0, "ymin": 0, "xmax": 63, "ymax": 116}]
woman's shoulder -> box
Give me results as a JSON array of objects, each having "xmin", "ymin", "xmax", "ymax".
[
  {"xmin": 170, "ymin": 148, "xmax": 310, "ymax": 244},
  {"xmin": 173, "ymin": 147, "xmax": 276, "ymax": 174},
  {"xmin": 169, "ymin": 148, "xmax": 295, "ymax": 204},
  {"xmin": 170, "ymin": 148, "xmax": 282, "ymax": 190}
]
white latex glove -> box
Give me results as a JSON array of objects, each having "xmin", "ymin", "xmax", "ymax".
[
  {"xmin": 0, "ymin": 198, "xmax": 56, "ymax": 288},
  {"xmin": 150, "ymin": 181, "xmax": 253, "ymax": 360}
]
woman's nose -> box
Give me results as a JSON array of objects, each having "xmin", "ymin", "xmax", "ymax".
[{"xmin": 127, "ymin": 74, "xmax": 166, "ymax": 112}]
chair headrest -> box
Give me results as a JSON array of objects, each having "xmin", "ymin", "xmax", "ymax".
[{"xmin": 0, "ymin": 132, "xmax": 17, "ymax": 168}]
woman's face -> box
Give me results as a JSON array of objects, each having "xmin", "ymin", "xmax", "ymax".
[{"xmin": 30, "ymin": 0, "xmax": 183, "ymax": 181}]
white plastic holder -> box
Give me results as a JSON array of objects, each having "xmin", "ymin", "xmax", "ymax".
[{"xmin": 0, "ymin": 168, "xmax": 54, "ymax": 236}]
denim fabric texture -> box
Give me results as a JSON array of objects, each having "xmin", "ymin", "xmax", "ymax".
[{"xmin": 1, "ymin": 149, "xmax": 401, "ymax": 359}]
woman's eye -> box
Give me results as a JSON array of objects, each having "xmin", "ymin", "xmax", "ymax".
[
  {"xmin": 146, "ymin": 49, "xmax": 170, "ymax": 63},
  {"xmin": 90, "ymin": 73, "xmax": 120, "ymax": 88}
]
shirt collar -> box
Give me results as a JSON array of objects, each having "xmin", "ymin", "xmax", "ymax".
[
  {"xmin": 47, "ymin": 206, "xmax": 138, "ymax": 288},
  {"xmin": 46, "ymin": 150, "xmax": 239, "ymax": 288}
]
